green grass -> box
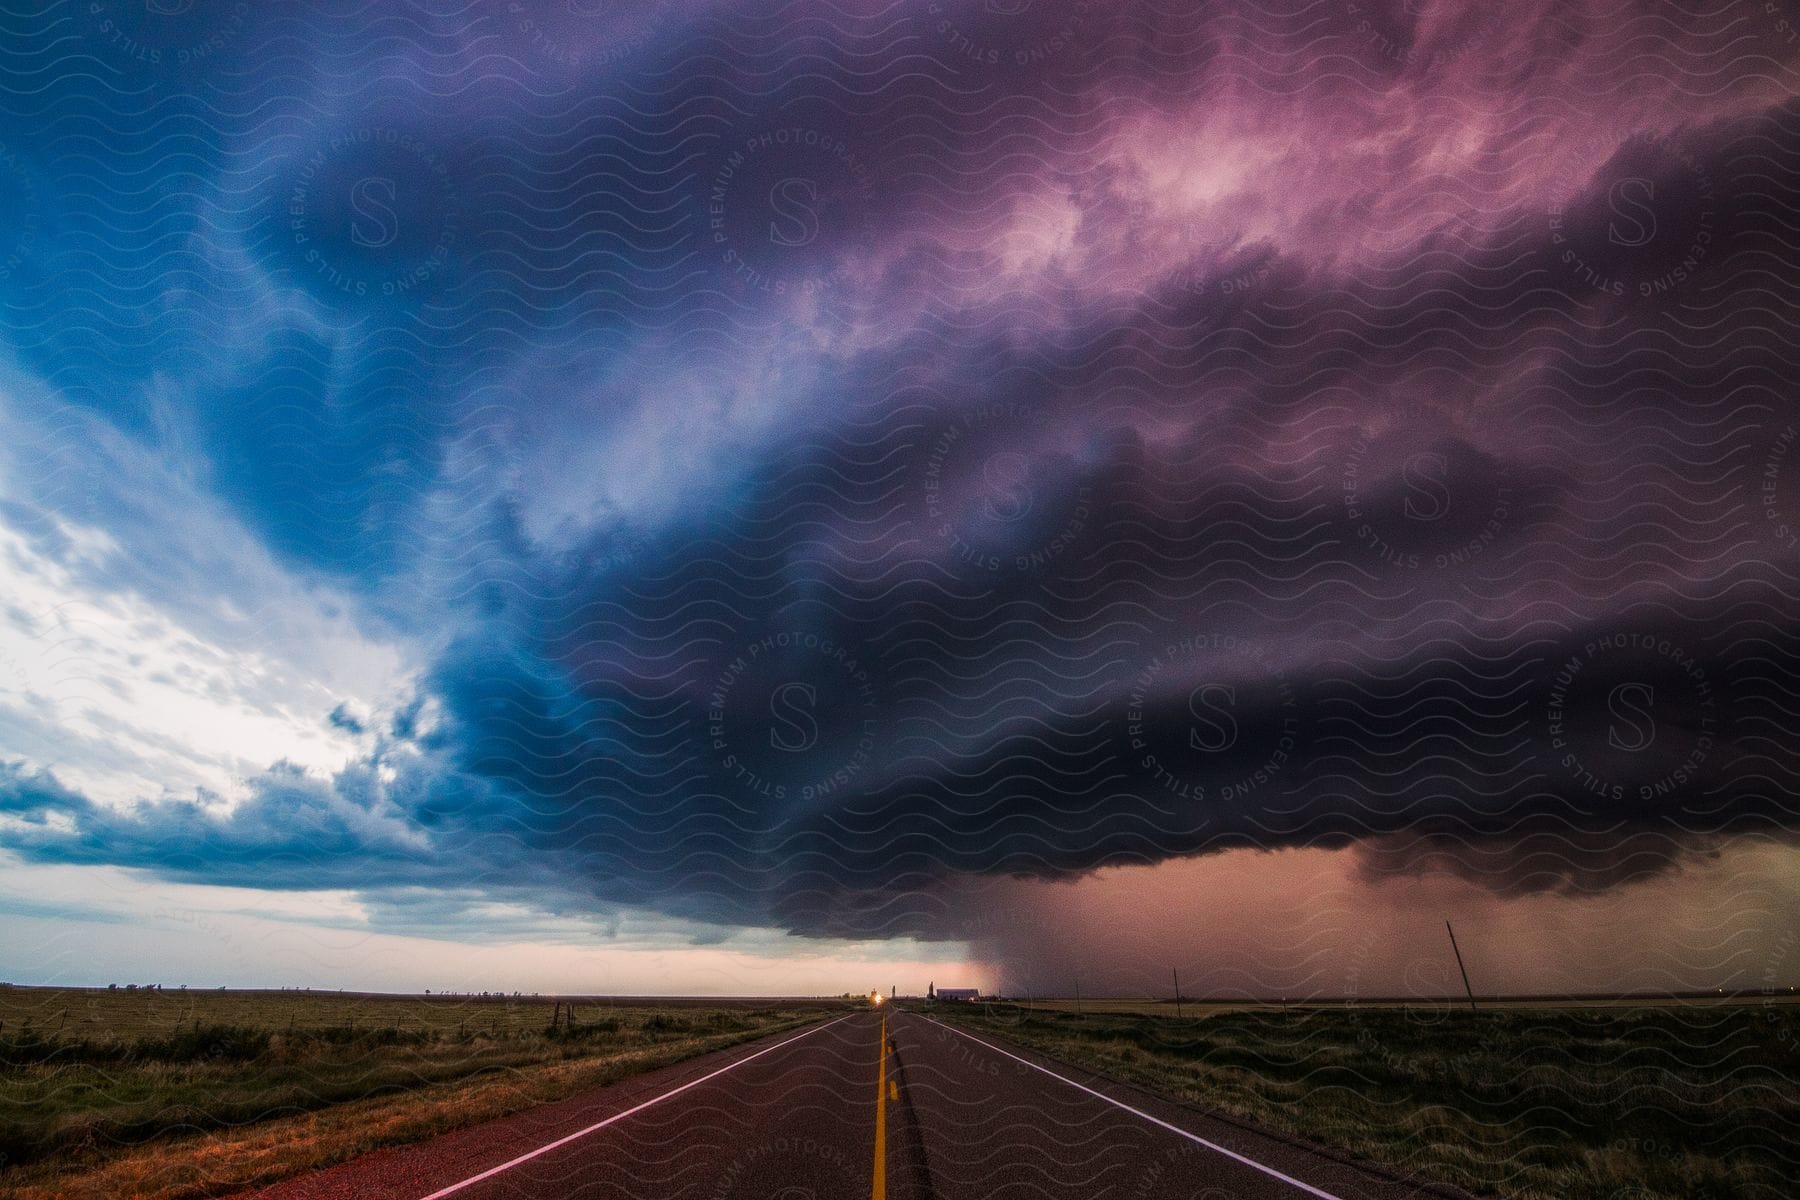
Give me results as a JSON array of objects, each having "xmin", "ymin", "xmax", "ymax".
[
  {"xmin": 912, "ymin": 999, "xmax": 1800, "ymax": 1200},
  {"xmin": 0, "ymin": 986, "xmax": 846, "ymax": 1198},
  {"xmin": 1006, "ymin": 991, "xmax": 1800, "ymax": 1018}
]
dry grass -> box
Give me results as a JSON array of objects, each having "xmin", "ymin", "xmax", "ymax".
[
  {"xmin": 917, "ymin": 999, "xmax": 1800, "ymax": 1200},
  {"xmin": 0, "ymin": 985, "xmax": 844, "ymax": 1200}
]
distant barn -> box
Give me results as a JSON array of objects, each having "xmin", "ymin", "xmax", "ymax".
[{"xmin": 933, "ymin": 987, "xmax": 980, "ymax": 1001}]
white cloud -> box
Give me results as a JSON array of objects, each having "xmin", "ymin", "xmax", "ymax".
[{"xmin": 0, "ymin": 384, "xmax": 414, "ymax": 810}]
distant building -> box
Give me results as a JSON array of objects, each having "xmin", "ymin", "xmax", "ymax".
[{"xmin": 934, "ymin": 987, "xmax": 981, "ymax": 1001}]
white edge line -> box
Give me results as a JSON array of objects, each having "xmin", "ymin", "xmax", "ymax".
[
  {"xmin": 418, "ymin": 1014, "xmax": 855, "ymax": 1199},
  {"xmin": 911, "ymin": 1013, "xmax": 1348, "ymax": 1200}
]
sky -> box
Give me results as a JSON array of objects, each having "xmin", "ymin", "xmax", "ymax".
[{"xmin": 2, "ymin": 0, "xmax": 1799, "ymax": 997}]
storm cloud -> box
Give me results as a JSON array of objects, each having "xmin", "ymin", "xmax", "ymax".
[{"xmin": 2, "ymin": 0, "xmax": 1798, "ymax": 962}]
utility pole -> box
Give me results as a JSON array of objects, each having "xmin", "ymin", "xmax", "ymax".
[
  {"xmin": 1075, "ymin": 975, "xmax": 1082, "ymax": 1015},
  {"xmin": 1446, "ymin": 920, "xmax": 1477, "ymax": 1012},
  {"xmin": 1173, "ymin": 967, "xmax": 1182, "ymax": 1019}
]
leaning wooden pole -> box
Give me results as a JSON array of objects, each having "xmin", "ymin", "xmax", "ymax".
[{"xmin": 1446, "ymin": 921, "xmax": 1477, "ymax": 1012}]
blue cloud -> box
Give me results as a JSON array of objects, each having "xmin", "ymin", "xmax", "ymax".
[{"xmin": 327, "ymin": 704, "xmax": 367, "ymax": 736}]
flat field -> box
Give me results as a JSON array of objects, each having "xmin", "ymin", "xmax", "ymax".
[
  {"xmin": 916, "ymin": 998, "xmax": 1800, "ymax": 1200},
  {"xmin": 0, "ymin": 985, "xmax": 846, "ymax": 1200},
  {"xmin": 1005, "ymin": 989, "xmax": 1800, "ymax": 1018}
]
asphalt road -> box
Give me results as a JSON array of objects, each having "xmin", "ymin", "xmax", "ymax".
[{"xmin": 244, "ymin": 1008, "xmax": 1449, "ymax": 1200}]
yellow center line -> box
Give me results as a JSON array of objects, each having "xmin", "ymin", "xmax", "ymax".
[{"xmin": 871, "ymin": 1013, "xmax": 888, "ymax": 1200}]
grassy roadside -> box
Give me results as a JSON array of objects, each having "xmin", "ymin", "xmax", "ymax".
[
  {"xmin": 908, "ymin": 1000, "xmax": 1800, "ymax": 1200},
  {"xmin": 0, "ymin": 988, "xmax": 844, "ymax": 1200}
]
